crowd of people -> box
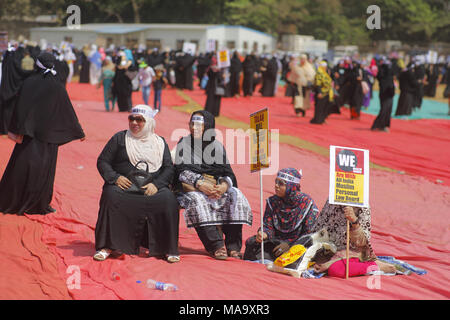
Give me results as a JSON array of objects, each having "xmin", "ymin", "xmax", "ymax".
[
  {"xmin": 0, "ymin": 39, "xmax": 446, "ymax": 278},
  {"xmin": 2, "ymin": 39, "xmax": 449, "ymax": 126}
]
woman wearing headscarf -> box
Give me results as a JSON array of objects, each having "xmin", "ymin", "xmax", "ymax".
[
  {"xmin": 94, "ymin": 105, "xmax": 179, "ymax": 262},
  {"xmin": 242, "ymin": 53, "xmax": 256, "ymax": 97},
  {"xmin": 97, "ymin": 56, "xmax": 116, "ymax": 112},
  {"xmin": 0, "ymin": 52, "xmax": 85, "ymax": 215},
  {"xmin": 243, "ymin": 168, "xmax": 320, "ymax": 261},
  {"xmin": 395, "ymin": 60, "xmax": 418, "ymax": 116},
  {"xmin": 78, "ymin": 45, "xmax": 90, "ymax": 84},
  {"xmin": 112, "ymin": 53, "xmax": 133, "ymax": 112},
  {"xmin": 348, "ymin": 60, "xmax": 365, "ymax": 120},
  {"xmin": 229, "ymin": 51, "xmax": 242, "ymax": 97},
  {"xmin": 204, "ymin": 56, "xmax": 224, "ymax": 117},
  {"xmin": 309, "ymin": 200, "xmax": 396, "ymax": 277},
  {"xmin": 310, "ymin": 61, "xmax": 334, "ymax": 124},
  {"xmin": 174, "ymin": 110, "xmax": 252, "ymax": 260},
  {"xmin": 371, "ymin": 57, "xmax": 395, "ymax": 132}
]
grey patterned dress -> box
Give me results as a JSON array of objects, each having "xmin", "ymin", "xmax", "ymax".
[{"xmin": 177, "ymin": 170, "xmax": 253, "ymax": 228}]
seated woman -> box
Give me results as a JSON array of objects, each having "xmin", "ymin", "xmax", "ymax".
[
  {"xmin": 94, "ymin": 105, "xmax": 180, "ymax": 263},
  {"xmin": 244, "ymin": 168, "xmax": 320, "ymax": 261},
  {"xmin": 174, "ymin": 110, "xmax": 252, "ymax": 260},
  {"xmin": 310, "ymin": 200, "xmax": 396, "ymax": 277}
]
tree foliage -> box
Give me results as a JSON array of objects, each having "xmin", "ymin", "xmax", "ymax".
[{"xmin": 0, "ymin": 0, "xmax": 448, "ymax": 45}]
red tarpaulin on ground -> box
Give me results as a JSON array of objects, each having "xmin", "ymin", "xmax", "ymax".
[
  {"xmin": 0, "ymin": 83, "xmax": 449, "ymax": 300},
  {"xmin": 183, "ymin": 87, "xmax": 450, "ymax": 186}
]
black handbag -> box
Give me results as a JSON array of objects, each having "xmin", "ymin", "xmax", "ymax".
[{"xmin": 125, "ymin": 161, "xmax": 153, "ymax": 194}]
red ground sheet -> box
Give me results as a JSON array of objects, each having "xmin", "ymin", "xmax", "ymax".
[{"xmin": 0, "ymin": 83, "xmax": 449, "ymax": 300}]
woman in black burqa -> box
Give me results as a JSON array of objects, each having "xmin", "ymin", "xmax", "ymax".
[
  {"xmin": 94, "ymin": 105, "xmax": 179, "ymax": 262},
  {"xmin": 371, "ymin": 58, "xmax": 395, "ymax": 132},
  {"xmin": 204, "ymin": 56, "xmax": 224, "ymax": 117},
  {"xmin": 174, "ymin": 110, "xmax": 252, "ymax": 260},
  {"xmin": 0, "ymin": 52, "xmax": 85, "ymax": 215}
]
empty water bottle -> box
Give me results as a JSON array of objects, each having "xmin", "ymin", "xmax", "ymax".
[{"xmin": 146, "ymin": 279, "xmax": 178, "ymax": 291}]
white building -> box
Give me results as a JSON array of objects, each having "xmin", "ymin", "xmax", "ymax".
[
  {"xmin": 29, "ymin": 23, "xmax": 276, "ymax": 53},
  {"xmin": 281, "ymin": 34, "xmax": 328, "ymax": 58}
]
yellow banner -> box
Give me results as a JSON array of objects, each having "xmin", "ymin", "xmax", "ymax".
[
  {"xmin": 334, "ymin": 172, "xmax": 364, "ymax": 206},
  {"xmin": 250, "ymin": 108, "xmax": 269, "ymax": 172}
]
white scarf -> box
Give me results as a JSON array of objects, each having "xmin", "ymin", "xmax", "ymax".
[
  {"xmin": 125, "ymin": 105, "xmax": 164, "ymax": 173},
  {"xmin": 36, "ymin": 59, "xmax": 57, "ymax": 75}
]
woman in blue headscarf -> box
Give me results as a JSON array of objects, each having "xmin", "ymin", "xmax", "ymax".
[{"xmin": 243, "ymin": 168, "xmax": 320, "ymax": 261}]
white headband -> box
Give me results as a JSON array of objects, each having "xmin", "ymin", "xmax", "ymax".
[
  {"xmin": 131, "ymin": 105, "xmax": 158, "ymax": 119},
  {"xmin": 191, "ymin": 115, "xmax": 204, "ymax": 123},
  {"xmin": 277, "ymin": 171, "xmax": 302, "ymax": 184},
  {"xmin": 36, "ymin": 59, "xmax": 57, "ymax": 75}
]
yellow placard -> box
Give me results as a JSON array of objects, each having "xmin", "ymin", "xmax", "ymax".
[{"xmin": 250, "ymin": 108, "xmax": 269, "ymax": 172}]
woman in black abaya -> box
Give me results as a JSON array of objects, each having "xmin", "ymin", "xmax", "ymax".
[
  {"xmin": 229, "ymin": 51, "xmax": 242, "ymax": 97},
  {"xmin": 94, "ymin": 105, "xmax": 179, "ymax": 262},
  {"xmin": 112, "ymin": 57, "xmax": 133, "ymax": 112},
  {"xmin": 242, "ymin": 54, "xmax": 256, "ymax": 97},
  {"xmin": 78, "ymin": 46, "xmax": 90, "ymax": 84},
  {"xmin": 371, "ymin": 58, "xmax": 395, "ymax": 132},
  {"xmin": 260, "ymin": 56, "xmax": 278, "ymax": 97},
  {"xmin": 0, "ymin": 52, "xmax": 85, "ymax": 215},
  {"xmin": 204, "ymin": 56, "xmax": 224, "ymax": 117},
  {"xmin": 395, "ymin": 61, "xmax": 418, "ymax": 116},
  {"xmin": 0, "ymin": 48, "xmax": 34, "ymax": 135}
]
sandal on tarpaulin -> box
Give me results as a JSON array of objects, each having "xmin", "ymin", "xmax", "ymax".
[
  {"xmin": 166, "ymin": 255, "xmax": 181, "ymax": 263},
  {"xmin": 212, "ymin": 247, "xmax": 228, "ymax": 260},
  {"xmin": 93, "ymin": 249, "xmax": 112, "ymax": 261},
  {"xmin": 228, "ymin": 250, "xmax": 242, "ymax": 259}
]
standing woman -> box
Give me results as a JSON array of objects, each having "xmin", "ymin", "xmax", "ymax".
[
  {"xmin": 310, "ymin": 61, "xmax": 334, "ymax": 124},
  {"xmin": 94, "ymin": 105, "xmax": 179, "ymax": 262},
  {"xmin": 204, "ymin": 56, "xmax": 224, "ymax": 117},
  {"xmin": 395, "ymin": 61, "xmax": 418, "ymax": 116},
  {"xmin": 242, "ymin": 53, "xmax": 256, "ymax": 97},
  {"xmin": 112, "ymin": 54, "xmax": 133, "ymax": 112},
  {"xmin": 0, "ymin": 52, "xmax": 85, "ymax": 215},
  {"xmin": 229, "ymin": 51, "xmax": 242, "ymax": 97},
  {"xmin": 349, "ymin": 61, "xmax": 364, "ymax": 120},
  {"xmin": 78, "ymin": 45, "xmax": 90, "ymax": 84},
  {"xmin": 97, "ymin": 56, "xmax": 116, "ymax": 112},
  {"xmin": 371, "ymin": 58, "xmax": 395, "ymax": 132}
]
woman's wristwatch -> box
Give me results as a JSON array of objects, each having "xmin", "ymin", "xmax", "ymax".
[{"xmin": 350, "ymin": 219, "xmax": 359, "ymax": 228}]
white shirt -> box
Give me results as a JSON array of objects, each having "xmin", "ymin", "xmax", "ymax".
[{"xmin": 138, "ymin": 66, "xmax": 156, "ymax": 87}]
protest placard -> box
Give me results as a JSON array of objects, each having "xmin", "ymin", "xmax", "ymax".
[
  {"xmin": 217, "ymin": 49, "xmax": 230, "ymax": 68},
  {"xmin": 182, "ymin": 42, "xmax": 196, "ymax": 55},
  {"xmin": 329, "ymin": 146, "xmax": 369, "ymax": 207},
  {"xmin": 250, "ymin": 108, "xmax": 269, "ymax": 172},
  {"xmin": 206, "ymin": 39, "xmax": 216, "ymax": 53}
]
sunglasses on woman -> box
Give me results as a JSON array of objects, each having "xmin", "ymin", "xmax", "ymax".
[{"xmin": 128, "ymin": 115, "xmax": 146, "ymax": 123}]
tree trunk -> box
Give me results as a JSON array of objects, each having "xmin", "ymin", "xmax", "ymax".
[{"xmin": 131, "ymin": 0, "xmax": 141, "ymax": 23}]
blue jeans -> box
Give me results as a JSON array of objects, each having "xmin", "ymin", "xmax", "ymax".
[
  {"xmin": 142, "ymin": 85, "xmax": 151, "ymax": 105},
  {"xmin": 154, "ymin": 89, "xmax": 162, "ymax": 110}
]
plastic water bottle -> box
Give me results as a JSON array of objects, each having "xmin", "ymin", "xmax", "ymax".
[
  {"xmin": 146, "ymin": 279, "xmax": 178, "ymax": 291},
  {"xmin": 111, "ymin": 272, "xmax": 120, "ymax": 281}
]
